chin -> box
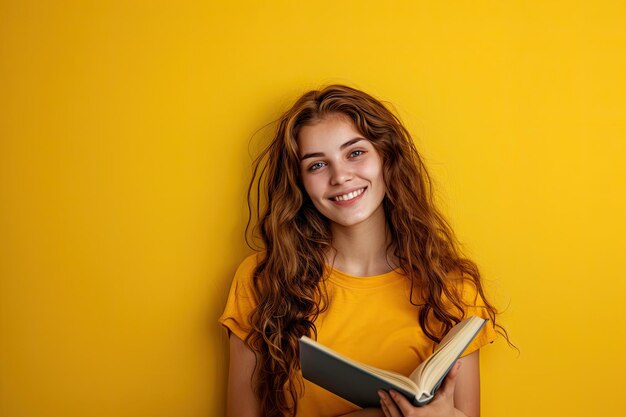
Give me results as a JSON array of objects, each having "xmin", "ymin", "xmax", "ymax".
[
  {"xmin": 328, "ymin": 213, "xmax": 372, "ymax": 228},
  {"xmin": 313, "ymin": 195, "xmax": 385, "ymax": 228}
]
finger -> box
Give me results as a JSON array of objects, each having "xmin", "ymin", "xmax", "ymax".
[
  {"xmin": 449, "ymin": 359, "xmax": 461, "ymax": 378},
  {"xmin": 380, "ymin": 400, "xmax": 391, "ymax": 417},
  {"xmin": 437, "ymin": 360, "xmax": 461, "ymax": 399},
  {"xmin": 389, "ymin": 390, "xmax": 423, "ymax": 416},
  {"xmin": 378, "ymin": 390, "xmax": 389, "ymax": 416},
  {"xmin": 378, "ymin": 390, "xmax": 403, "ymax": 417},
  {"xmin": 379, "ymin": 400, "xmax": 386, "ymax": 417}
]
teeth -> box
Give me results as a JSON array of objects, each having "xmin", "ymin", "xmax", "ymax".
[{"xmin": 333, "ymin": 188, "xmax": 365, "ymax": 201}]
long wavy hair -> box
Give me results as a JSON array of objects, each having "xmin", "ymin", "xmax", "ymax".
[{"xmin": 244, "ymin": 84, "xmax": 508, "ymax": 417}]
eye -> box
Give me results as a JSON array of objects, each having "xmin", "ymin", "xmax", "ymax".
[
  {"xmin": 308, "ymin": 161, "xmax": 326, "ymax": 171},
  {"xmin": 349, "ymin": 149, "xmax": 366, "ymax": 158}
]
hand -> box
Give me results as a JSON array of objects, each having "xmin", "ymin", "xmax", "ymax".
[{"xmin": 378, "ymin": 361, "xmax": 463, "ymax": 417}]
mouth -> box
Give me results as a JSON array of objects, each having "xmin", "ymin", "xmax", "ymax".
[{"xmin": 330, "ymin": 187, "xmax": 367, "ymax": 203}]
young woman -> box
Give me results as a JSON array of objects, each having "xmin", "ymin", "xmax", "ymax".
[{"xmin": 219, "ymin": 85, "xmax": 506, "ymax": 417}]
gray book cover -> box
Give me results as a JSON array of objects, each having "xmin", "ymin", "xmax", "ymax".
[{"xmin": 298, "ymin": 318, "xmax": 487, "ymax": 408}]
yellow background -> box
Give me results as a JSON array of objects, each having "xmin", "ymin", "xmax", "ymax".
[{"xmin": 1, "ymin": 1, "xmax": 625, "ymax": 416}]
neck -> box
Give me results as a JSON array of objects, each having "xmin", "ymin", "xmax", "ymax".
[{"xmin": 327, "ymin": 204, "xmax": 398, "ymax": 277}]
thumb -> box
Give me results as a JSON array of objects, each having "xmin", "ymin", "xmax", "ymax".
[{"xmin": 438, "ymin": 360, "xmax": 461, "ymax": 399}]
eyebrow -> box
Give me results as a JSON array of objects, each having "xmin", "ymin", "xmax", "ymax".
[{"xmin": 299, "ymin": 137, "xmax": 365, "ymax": 161}]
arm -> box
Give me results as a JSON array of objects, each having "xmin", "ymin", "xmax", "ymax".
[
  {"xmin": 453, "ymin": 350, "xmax": 480, "ymax": 417},
  {"xmin": 379, "ymin": 350, "xmax": 481, "ymax": 417},
  {"xmin": 227, "ymin": 333, "xmax": 261, "ymax": 417},
  {"xmin": 228, "ymin": 333, "xmax": 387, "ymax": 417}
]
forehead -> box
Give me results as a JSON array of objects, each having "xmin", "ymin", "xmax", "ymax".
[{"xmin": 297, "ymin": 114, "xmax": 365, "ymax": 152}]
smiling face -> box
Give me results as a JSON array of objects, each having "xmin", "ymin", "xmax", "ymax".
[{"xmin": 297, "ymin": 114, "xmax": 386, "ymax": 229}]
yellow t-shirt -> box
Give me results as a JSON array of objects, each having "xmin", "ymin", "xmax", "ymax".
[{"xmin": 219, "ymin": 253, "xmax": 497, "ymax": 417}]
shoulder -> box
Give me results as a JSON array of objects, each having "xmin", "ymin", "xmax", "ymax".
[
  {"xmin": 218, "ymin": 252, "xmax": 265, "ymax": 340},
  {"xmin": 443, "ymin": 269, "xmax": 490, "ymax": 311},
  {"xmin": 444, "ymin": 270, "xmax": 499, "ymax": 354},
  {"xmin": 235, "ymin": 252, "xmax": 263, "ymax": 276},
  {"xmin": 230, "ymin": 252, "xmax": 265, "ymax": 291}
]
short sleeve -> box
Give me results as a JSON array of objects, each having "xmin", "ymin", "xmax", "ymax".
[
  {"xmin": 218, "ymin": 253, "xmax": 260, "ymax": 341},
  {"xmin": 456, "ymin": 278, "xmax": 498, "ymax": 357}
]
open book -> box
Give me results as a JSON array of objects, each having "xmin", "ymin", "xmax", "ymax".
[{"xmin": 298, "ymin": 315, "xmax": 487, "ymax": 408}]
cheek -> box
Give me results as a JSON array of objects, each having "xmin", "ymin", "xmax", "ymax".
[
  {"xmin": 362, "ymin": 156, "xmax": 385, "ymax": 184},
  {"xmin": 301, "ymin": 175, "xmax": 323, "ymax": 199}
]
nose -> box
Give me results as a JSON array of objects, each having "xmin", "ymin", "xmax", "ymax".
[{"xmin": 329, "ymin": 162, "xmax": 353, "ymax": 185}]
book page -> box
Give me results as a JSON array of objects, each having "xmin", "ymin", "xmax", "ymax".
[{"xmin": 408, "ymin": 316, "xmax": 486, "ymax": 394}]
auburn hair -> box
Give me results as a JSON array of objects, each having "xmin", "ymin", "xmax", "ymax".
[{"xmin": 243, "ymin": 84, "xmax": 507, "ymax": 417}]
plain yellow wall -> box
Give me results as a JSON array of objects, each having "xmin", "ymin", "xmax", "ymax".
[{"xmin": 1, "ymin": 1, "xmax": 625, "ymax": 416}]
